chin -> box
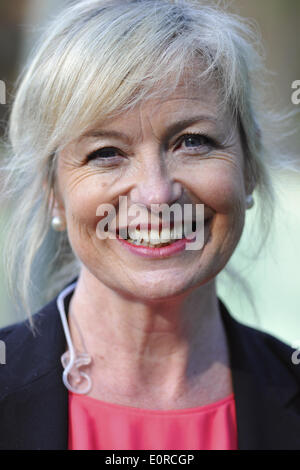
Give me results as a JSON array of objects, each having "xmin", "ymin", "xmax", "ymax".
[{"xmin": 121, "ymin": 273, "xmax": 209, "ymax": 302}]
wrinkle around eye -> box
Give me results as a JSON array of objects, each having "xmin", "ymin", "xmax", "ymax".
[
  {"xmin": 207, "ymin": 152, "xmax": 244, "ymax": 172},
  {"xmin": 59, "ymin": 166, "xmax": 117, "ymax": 194},
  {"xmin": 177, "ymin": 149, "xmax": 243, "ymax": 173}
]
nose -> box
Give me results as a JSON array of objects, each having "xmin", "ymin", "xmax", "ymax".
[{"xmin": 129, "ymin": 160, "xmax": 183, "ymax": 209}]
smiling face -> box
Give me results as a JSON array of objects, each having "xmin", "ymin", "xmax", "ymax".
[{"xmin": 54, "ymin": 78, "xmax": 250, "ymax": 301}]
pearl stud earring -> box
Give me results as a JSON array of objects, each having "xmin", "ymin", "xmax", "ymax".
[
  {"xmin": 245, "ymin": 194, "xmax": 254, "ymax": 210},
  {"xmin": 51, "ymin": 215, "xmax": 66, "ymax": 232}
]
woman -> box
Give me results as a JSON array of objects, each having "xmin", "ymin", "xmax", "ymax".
[{"xmin": 0, "ymin": 0, "xmax": 299, "ymax": 450}]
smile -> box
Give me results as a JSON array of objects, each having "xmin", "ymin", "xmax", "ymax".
[{"xmin": 116, "ymin": 219, "xmax": 212, "ymax": 258}]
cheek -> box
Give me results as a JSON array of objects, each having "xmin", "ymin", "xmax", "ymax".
[
  {"xmin": 186, "ymin": 164, "xmax": 246, "ymax": 252},
  {"xmin": 63, "ymin": 181, "xmax": 111, "ymax": 266},
  {"xmin": 207, "ymin": 169, "xmax": 246, "ymax": 249},
  {"xmin": 60, "ymin": 173, "xmax": 112, "ymax": 232},
  {"xmin": 68, "ymin": 191, "xmax": 99, "ymax": 231},
  {"xmin": 188, "ymin": 164, "xmax": 246, "ymax": 214}
]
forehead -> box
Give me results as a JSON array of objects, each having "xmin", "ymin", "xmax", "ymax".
[
  {"xmin": 87, "ymin": 78, "xmax": 226, "ymax": 135},
  {"xmin": 143, "ymin": 81, "xmax": 219, "ymax": 118}
]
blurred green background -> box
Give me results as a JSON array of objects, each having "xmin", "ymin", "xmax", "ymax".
[{"xmin": 0, "ymin": 0, "xmax": 299, "ymax": 345}]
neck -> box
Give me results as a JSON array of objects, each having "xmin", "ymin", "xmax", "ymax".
[{"xmin": 67, "ymin": 268, "xmax": 232, "ymax": 408}]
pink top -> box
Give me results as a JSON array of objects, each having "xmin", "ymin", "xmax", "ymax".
[{"xmin": 68, "ymin": 391, "xmax": 238, "ymax": 450}]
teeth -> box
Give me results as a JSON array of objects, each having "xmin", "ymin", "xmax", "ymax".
[
  {"xmin": 127, "ymin": 238, "xmax": 173, "ymax": 248},
  {"xmin": 140, "ymin": 229, "xmax": 150, "ymax": 242},
  {"xmin": 149, "ymin": 231, "xmax": 162, "ymax": 245},
  {"xmin": 149, "ymin": 229, "xmax": 160, "ymax": 242},
  {"xmin": 128, "ymin": 229, "xmax": 142, "ymax": 241},
  {"xmin": 126, "ymin": 226, "xmax": 185, "ymax": 246},
  {"xmin": 172, "ymin": 226, "xmax": 183, "ymax": 239},
  {"xmin": 160, "ymin": 227, "xmax": 171, "ymax": 242}
]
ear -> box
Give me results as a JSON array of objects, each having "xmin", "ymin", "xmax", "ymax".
[
  {"xmin": 44, "ymin": 181, "xmax": 66, "ymax": 220},
  {"xmin": 48, "ymin": 187, "xmax": 67, "ymax": 231},
  {"xmin": 243, "ymin": 158, "xmax": 257, "ymax": 197},
  {"xmin": 245, "ymin": 176, "xmax": 256, "ymax": 197},
  {"xmin": 237, "ymin": 112, "xmax": 259, "ymax": 197}
]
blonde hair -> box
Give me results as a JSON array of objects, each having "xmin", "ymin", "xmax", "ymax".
[{"xmin": 1, "ymin": 0, "xmax": 297, "ymax": 327}]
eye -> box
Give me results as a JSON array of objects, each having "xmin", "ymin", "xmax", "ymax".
[
  {"xmin": 176, "ymin": 133, "xmax": 217, "ymax": 152},
  {"xmin": 87, "ymin": 147, "xmax": 122, "ymax": 162}
]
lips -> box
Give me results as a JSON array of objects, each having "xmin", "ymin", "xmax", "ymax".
[
  {"xmin": 117, "ymin": 235, "xmax": 188, "ymax": 257},
  {"xmin": 116, "ymin": 217, "xmax": 213, "ymax": 251}
]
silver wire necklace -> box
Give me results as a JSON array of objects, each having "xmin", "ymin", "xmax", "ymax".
[{"xmin": 57, "ymin": 281, "xmax": 92, "ymax": 394}]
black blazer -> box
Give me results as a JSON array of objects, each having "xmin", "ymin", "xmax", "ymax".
[{"xmin": 0, "ymin": 288, "xmax": 300, "ymax": 450}]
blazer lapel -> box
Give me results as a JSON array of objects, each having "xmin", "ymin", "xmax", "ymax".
[
  {"xmin": 219, "ymin": 300, "xmax": 300, "ymax": 450},
  {"xmin": 0, "ymin": 294, "xmax": 70, "ymax": 450}
]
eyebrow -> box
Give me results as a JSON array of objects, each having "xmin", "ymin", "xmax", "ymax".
[
  {"xmin": 161, "ymin": 115, "xmax": 218, "ymax": 142},
  {"xmin": 82, "ymin": 129, "xmax": 129, "ymax": 140},
  {"xmin": 82, "ymin": 115, "xmax": 218, "ymax": 144}
]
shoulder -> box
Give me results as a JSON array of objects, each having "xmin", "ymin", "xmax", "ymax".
[
  {"xmin": 219, "ymin": 299, "xmax": 300, "ymax": 388},
  {"xmin": 0, "ymin": 297, "xmax": 64, "ymax": 400}
]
